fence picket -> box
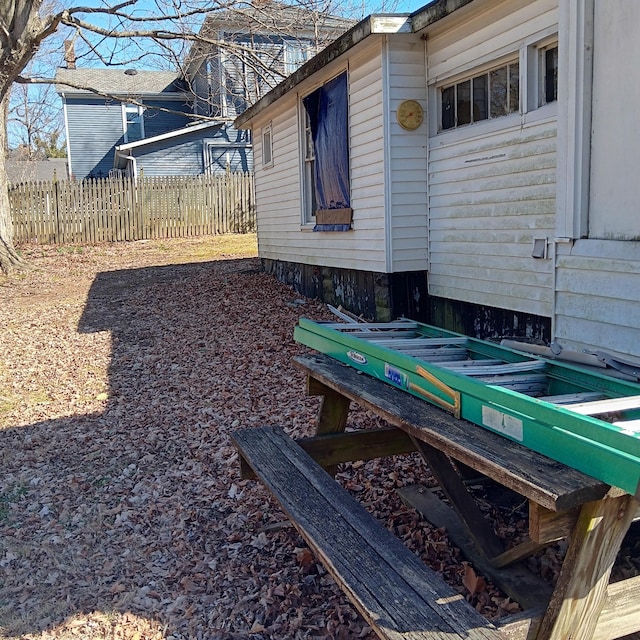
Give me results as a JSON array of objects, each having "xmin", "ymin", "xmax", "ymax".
[{"xmin": 10, "ymin": 173, "xmax": 255, "ymax": 245}]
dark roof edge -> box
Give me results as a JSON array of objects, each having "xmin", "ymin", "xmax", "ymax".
[{"xmin": 409, "ymin": 0, "xmax": 476, "ymax": 32}]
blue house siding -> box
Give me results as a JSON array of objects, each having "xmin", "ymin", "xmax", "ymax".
[
  {"xmin": 135, "ymin": 136, "xmax": 207, "ymax": 177},
  {"xmin": 128, "ymin": 126, "xmax": 252, "ymax": 176},
  {"xmin": 139, "ymin": 99, "xmax": 192, "ymax": 138},
  {"xmin": 65, "ymin": 98, "xmax": 124, "ymax": 179},
  {"xmin": 64, "ymin": 96, "xmax": 193, "ymax": 179}
]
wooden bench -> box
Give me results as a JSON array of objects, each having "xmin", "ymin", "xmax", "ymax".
[{"xmin": 231, "ymin": 425, "xmax": 505, "ymax": 640}]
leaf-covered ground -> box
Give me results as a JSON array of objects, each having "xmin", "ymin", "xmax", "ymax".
[{"xmin": 1, "ymin": 236, "xmax": 636, "ymax": 640}]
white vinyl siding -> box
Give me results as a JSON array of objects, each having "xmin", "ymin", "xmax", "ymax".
[
  {"xmin": 388, "ymin": 37, "xmax": 428, "ymax": 272},
  {"xmin": 555, "ymin": 241, "xmax": 640, "ymax": 359},
  {"xmin": 426, "ymin": 0, "xmax": 557, "ymax": 317},
  {"xmin": 589, "ymin": 3, "xmax": 640, "ymax": 240},
  {"xmin": 552, "ymin": 2, "xmax": 640, "ymax": 359},
  {"xmin": 428, "ymin": 122, "xmax": 556, "ymax": 315},
  {"xmin": 252, "ymin": 39, "xmax": 387, "ymax": 272}
]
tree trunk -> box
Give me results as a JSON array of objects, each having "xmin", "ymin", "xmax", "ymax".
[{"xmin": 0, "ymin": 95, "xmax": 29, "ymax": 274}]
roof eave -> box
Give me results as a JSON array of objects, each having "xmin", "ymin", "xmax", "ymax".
[{"xmin": 409, "ymin": 0, "xmax": 477, "ymax": 33}]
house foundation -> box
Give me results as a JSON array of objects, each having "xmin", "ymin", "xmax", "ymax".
[{"xmin": 263, "ymin": 258, "xmax": 551, "ymax": 343}]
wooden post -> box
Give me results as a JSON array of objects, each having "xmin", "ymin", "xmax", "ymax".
[
  {"xmin": 537, "ymin": 489, "xmax": 639, "ymax": 640},
  {"xmin": 307, "ymin": 376, "xmax": 351, "ymax": 476}
]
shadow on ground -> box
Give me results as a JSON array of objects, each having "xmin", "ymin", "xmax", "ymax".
[{"xmin": 0, "ymin": 257, "xmax": 355, "ymax": 638}]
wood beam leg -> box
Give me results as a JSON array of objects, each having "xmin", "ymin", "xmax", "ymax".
[
  {"xmin": 536, "ymin": 490, "xmax": 639, "ymax": 640},
  {"xmin": 411, "ymin": 437, "xmax": 505, "ymax": 560},
  {"xmin": 307, "ymin": 377, "xmax": 351, "ymax": 475}
]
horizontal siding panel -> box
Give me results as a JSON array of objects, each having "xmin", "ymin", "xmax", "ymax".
[
  {"xmin": 429, "ymin": 238, "xmax": 541, "ymax": 257},
  {"xmin": 554, "ymin": 316, "xmax": 640, "ymax": 359},
  {"xmin": 431, "ymin": 252, "xmax": 552, "ymax": 277},
  {"xmin": 555, "ymin": 292, "xmax": 640, "ymax": 327},
  {"xmin": 556, "ymin": 268, "xmax": 640, "ymax": 301},
  {"xmin": 429, "ymin": 128, "xmax": 557, "ymax": 166},
  {"xmin": 430, "ymin": 188, "xmax": 556, "ymax": 211},
  {"xmin": 430, "ymin": 204, "xmax": 554, "ymax": 226},
  {"xmin": 556, "ymin": 255, "xmax": 640, "ymax": 281},
  {"xmin": 429, "ymin": 279, "xmax": 552, "ymax": 311},
  {"xmin": 429, "ymin": 226, "xmax": 547, "ymax": 242}
]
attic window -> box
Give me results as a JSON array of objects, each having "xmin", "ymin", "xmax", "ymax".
[{"xmin": 124, "ymin": 69, "xmax": 138, "ymax": 76}]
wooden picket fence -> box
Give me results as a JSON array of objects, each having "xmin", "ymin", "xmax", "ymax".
[{"xmin": 9, "ymin": 173, "xmax": 256, "ymax": 245}]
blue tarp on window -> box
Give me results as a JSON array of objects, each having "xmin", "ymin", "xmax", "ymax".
[{"xmin": 303, "ymin": 73, "xmax": 350, "ymax": 231}]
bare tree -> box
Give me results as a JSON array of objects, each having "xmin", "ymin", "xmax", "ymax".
[{"xmin": 0, "ymin": 0, "xmax": 365, "ymax": 274}]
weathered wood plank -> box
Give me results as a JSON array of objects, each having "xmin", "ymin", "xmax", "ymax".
[
  {"xmin": 497, "ymin": 575, "xmax": 640, "ymax": 640},
  {"xmin": 293, "ymin": 354, "xmax": 608, "ymax": 512},
  {"xmin": 232, "ymin": 426, "xmax": 504, "ymax": 640}
]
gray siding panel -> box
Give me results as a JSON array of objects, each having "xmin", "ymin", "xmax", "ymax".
[{"xmin": 133, "ymin": 127, "xmax": 252, "ymax": 176}]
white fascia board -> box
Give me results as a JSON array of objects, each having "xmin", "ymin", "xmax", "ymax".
[
  {"xmin": 370, "ymin": 15, "xmax": 412, "ymax": 33},
  {"xmin": 116, "ymin": 121, "xmax": 221, "ymax": 151}
]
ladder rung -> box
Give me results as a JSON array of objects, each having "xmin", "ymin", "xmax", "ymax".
[
  {"xmin": 325, "ymin": 321, "xmax": 419, "ymax": 330},
  {"xmin": 565, "ymin": 395, "xmax": 640, "ymax": 416},
  {"xmin": 478, "ymin": 373, "xmax": 548, "ymax": 393},
  {"xmin": 436, "ymin": 359, "xmax": 497, "ymax": 368},
  {"xmin": 540, "ymin": 392, "xmax": 607, "ymax": 405},
  {"xmin": 368, "ymin": 337, "xmax": 469, "ymax": 348},
  {"xmin": 407, "ymin": 348, "xmax": 469, "ymax": 360},
  {"xmin": 613, "ymin": 419, "xmax": 640, "ymax": 433},
  {"xmin": 448, "ymin": 361, "xmax": 547, "ymax": 376}
]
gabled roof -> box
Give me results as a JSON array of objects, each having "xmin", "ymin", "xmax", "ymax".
[
  {"xmin": 55, "ymin": 68, "xmax": 185, "ymax": 96},
  {"xmin": 115, "ymin": 121, "xmax": 221, "ymax": 153}
]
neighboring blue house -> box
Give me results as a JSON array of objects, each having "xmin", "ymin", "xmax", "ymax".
[
  {"xmin": 56, "ymin": 5, "xmax": 354, "ymax": 180},
  {"xmin": 55, "ymin": 4, "xmax": 353, "ymax": 180},
  {"xmin": 55, "ymin": 68, "xmax": 199, "ymax": 179}
]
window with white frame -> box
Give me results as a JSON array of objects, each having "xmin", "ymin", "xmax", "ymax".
[
  {"xmin": 123, "ymin": 104, "xmax": 145, "ymax": 143},
  {"xmin": 301, "ymin": 72, "xmax": 351, "ymax": 230},
  {"xmin": 262, "ymin": 124, "xmax": 273, "ymax": 168},
  {"xmin": 284, "ymin": 41, "xmax": 311, "ymax": 74},
  {"xmin": 540, "ymin": 44, "xmax": 558, "ymax": 105},
  {"xmin": 440, "ymin": 59, "xmax": 520, "ymax": 131}
]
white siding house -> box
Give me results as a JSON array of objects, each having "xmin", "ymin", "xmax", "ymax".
[{"xmin": 237, "ymin": 0, "xmax": 640, "ymax": 362}]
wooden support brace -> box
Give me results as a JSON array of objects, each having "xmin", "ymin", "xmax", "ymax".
[
  {"xmin": 239, "ymin": 427, "xmax": 416, "ymax": 479},
  {"xmin": 529, "ymin": 502, "xmax": 579, "ymax": 544},
  {"xmin": 411, "ymin": 438, "xmax": 505, "ymax": 560},
  {"xmin": 537, "ymin": 489, "xmax": 640, "ymax": 640}
]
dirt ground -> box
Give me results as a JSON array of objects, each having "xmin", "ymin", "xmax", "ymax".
[
  {"xmin": 0, "ymin": 236, "xmax": 428, "ymax": 640},
  {"xmin": 2, "ymin": 235, "xmax": 633, "ymax": 640}
]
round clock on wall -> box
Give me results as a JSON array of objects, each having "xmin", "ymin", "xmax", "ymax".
[{"xmin": 396, "ymin": 99, "xmax": 424, "ymax": 131}]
